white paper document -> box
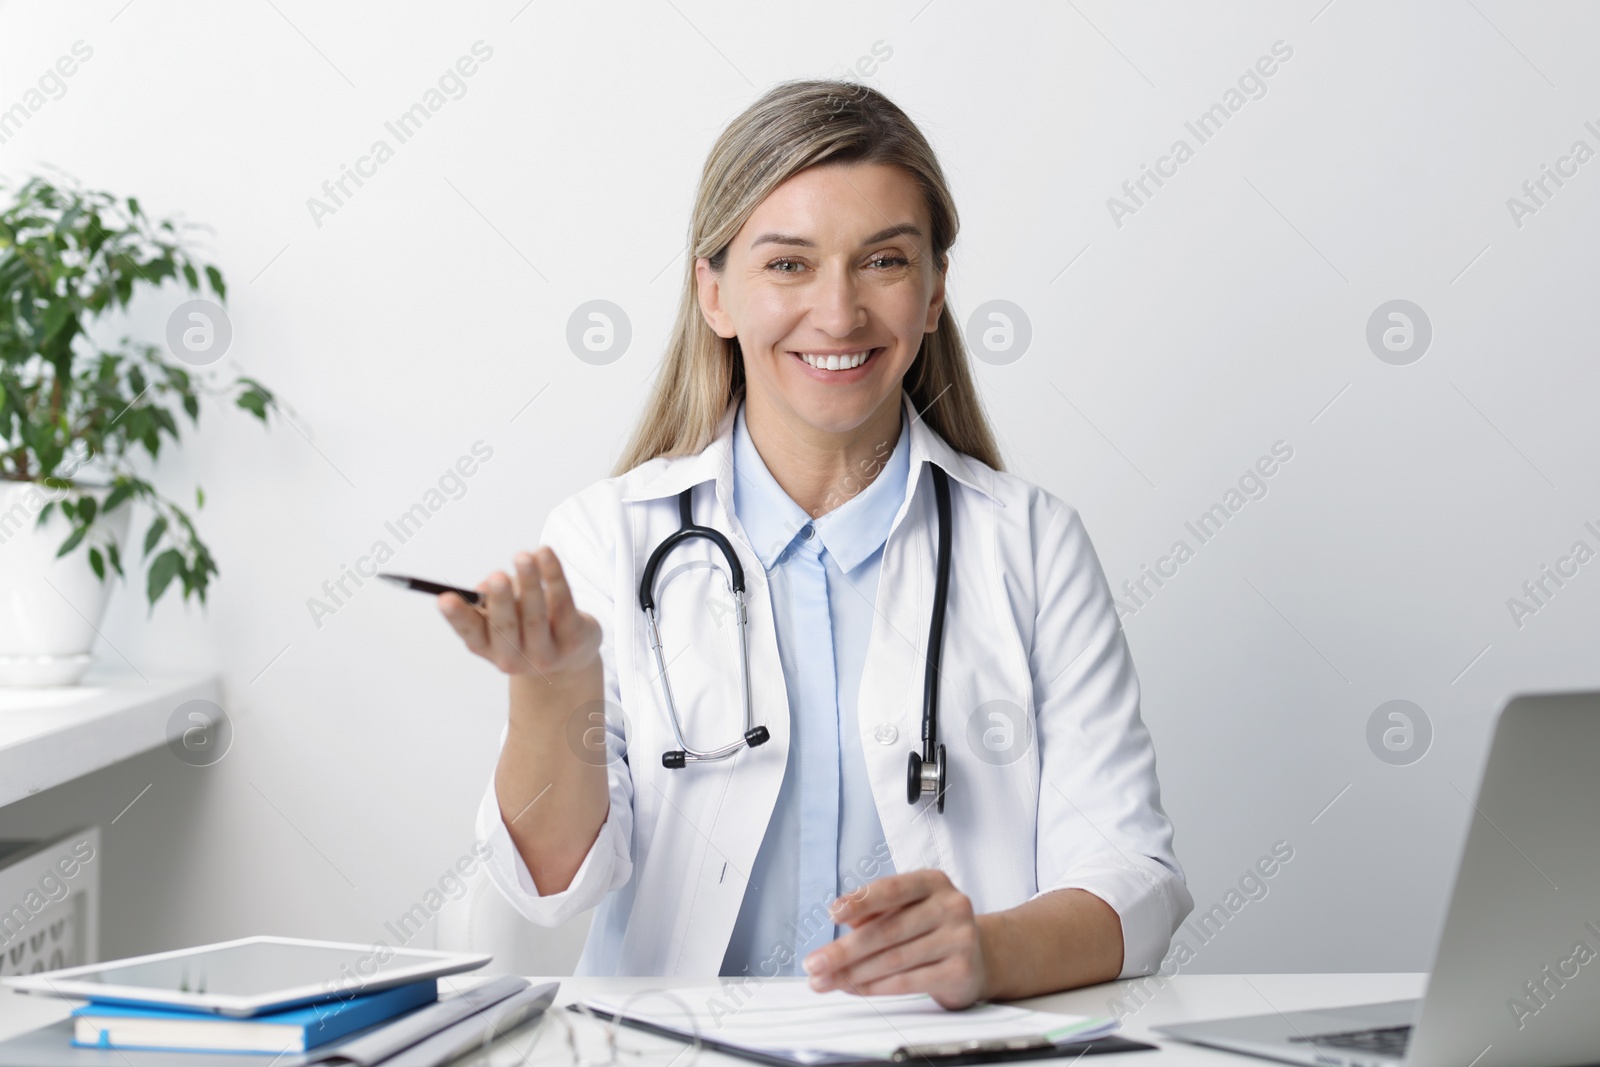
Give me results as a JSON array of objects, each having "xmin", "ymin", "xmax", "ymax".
[{"xmin": 582, "ymin": 981, "xmax": 1118, "ymax": 1063}]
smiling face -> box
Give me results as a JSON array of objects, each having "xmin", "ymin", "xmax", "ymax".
[{"xmin": 695, "ymin": 161, "xmax": 946, "ymax": 445}]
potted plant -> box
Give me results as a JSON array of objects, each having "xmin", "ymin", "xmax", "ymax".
[{"xmin": 0, "ymin": 173, "xmax": 276, "ymax": 686}]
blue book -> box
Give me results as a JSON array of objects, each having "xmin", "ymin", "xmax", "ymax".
[{"xmin": 70, "ymin": 979, "xmax": 438, "ymax": 1054}]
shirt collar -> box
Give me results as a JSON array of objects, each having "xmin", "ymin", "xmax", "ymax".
[
  {"xmin": 618, "ymin": 390, "xmax": 1004, "ymax": 515},
  {"xmin": 730, "ymin": 402, "xmax": 913, "ymax": 573},
  {"xmin": 812, "ymin": 410, "xmax": 911, "ymax": 572},
  {"xmin": 730, "ymin": 404, "xmax": 812, "ymax": 568}
]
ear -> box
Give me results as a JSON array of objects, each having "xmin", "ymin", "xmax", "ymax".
[
  {"xmin": 695, "ymin": 257, "xmax": 738, "ymax": 339},
  {"xmin": 923, "ymin": 253, "xmax": 947, "ymax": 334}
]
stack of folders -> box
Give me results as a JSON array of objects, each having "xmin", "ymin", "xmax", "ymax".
[
  {"xmin": 0, "ymin": 975, "xmax": 554, "ymax": 1067},
  {"xmin": 70, "ymin": 980, "xmax": 440, "ymax": 1054}
]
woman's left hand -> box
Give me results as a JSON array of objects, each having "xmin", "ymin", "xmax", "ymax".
[{"xmin": 802, "ymin": 869, "xmax": 990, "ymax": 1009}]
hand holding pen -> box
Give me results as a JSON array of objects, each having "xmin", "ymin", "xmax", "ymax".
[
  {"xmin": 384, "ymin": 553, "xmax": 612, "ymax": 896},
  {"xmin": 379, "ymin": 549, "xmax": 602, "ymax": 679}
]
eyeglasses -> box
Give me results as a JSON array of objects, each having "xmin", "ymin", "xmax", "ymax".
[{"xmin": 488, "ymin": 989, "xmax": 707, "ymax": 1067}]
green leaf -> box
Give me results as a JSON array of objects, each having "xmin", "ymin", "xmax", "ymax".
[
  {"xmin": 236, "ymin": 386, "xmax": 268, "ymax": 420},
  {"xmin": 89, "ymin": 547, "xmax": 105, "ymax": 580},
  {"xmin": 181, "ymin": 261, "xmax": 198, "ymax": 290},
  {"xmin": 143, "ymin": 516, "xmax": 167, "ymax": 557},
  {"xmin": 196, "ymin": 486, "xmax": 205, "ymax": 508},
  {"xmin": 103, "ymin": 483, "xmax": 133, "ymax": 513},
  {"xmin": 147, "ymin": 548, "xmax": 183, "ymax": 605},
  {"xmin": 107, "ymin": 541, "xmax": 123, "ymax": 577},
  {"xmin": 78, "ymin": 496, "xmax": 97, "ymax": 524},
  {"xmin": 204, "ymin": 265, "xmax": 226, "ymax": 300},
  {"xmin": 55, "ymin": 525, "xmax": 87, "ymax": 557},
  {"xmin": 39, "ymin": 300, "xmax": 73, "ymax": 342}
]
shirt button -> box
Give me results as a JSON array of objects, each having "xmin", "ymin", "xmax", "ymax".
[
  {"xmin": 801, "ymin": 524, "xmax": 815, "ymax": 540},
  {"xmin": 874, "ymin": 723, "xmax": 898, "ymax": 745}
]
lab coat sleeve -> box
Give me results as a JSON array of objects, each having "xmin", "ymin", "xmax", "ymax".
[
  {"xmin": 475, "ymin": 490, "xmax": 636, "ymax": 928},
  {"xmin": 1025, "ymin": 497, "xmax": 1194, "ymax": 978}
]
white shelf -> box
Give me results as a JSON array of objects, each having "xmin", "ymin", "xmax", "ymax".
[{"xmin": 0, "ymin": 672, "xmax": 222, "ymax": 808}]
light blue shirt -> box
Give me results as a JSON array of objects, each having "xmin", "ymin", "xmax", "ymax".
[{"xmin": 718, "ymin": 402, "xmax": 908, "ymax": 978}]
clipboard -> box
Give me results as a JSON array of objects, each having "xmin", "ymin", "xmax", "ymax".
[{"xmin": 574, "ymin": 1004, "xmax": 1157, "ymax": 1066}]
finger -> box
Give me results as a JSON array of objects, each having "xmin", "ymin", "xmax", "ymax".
[
  {"xmin": 438, "ymin": 592, "xmax": 490, "ymax": 655},
  {"xmin": 831, "ymin": 870, "xmax": 942, "ymax": 927},
  {"xmin": 854, "ymin": 889, "xmax": 978, "ymax": 992},
  {"xmin": 535, "ymin": 548, "xmax": 581, "ymax": 640},
  {"xmin": 540, "ymin": 550, "xmax": 601, "ymax": 660},
  {"xmin": 808, "ymin": 901, "xmax": 938, "ymax": 987},
  {"xmin": 817, "ymin": 899, "xmax": 939, "ymax": 977},
  {"xmin": 514, "ymin": 552, "xmax": 553, "ymax": 659},
  {"xmin": 481, "ymin": 572, "xmax": 524, "ymax": 671},
  {"xmin": 837, "ymin": 913, "xmax": 975, "ymax": 989},
  {"xmin": 835, "ymin": 958, "xmax": 959, "ymax": 1003}
]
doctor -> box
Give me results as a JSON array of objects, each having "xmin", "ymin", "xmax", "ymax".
[{"xmin": 441, "ymin": 79, "xmax": 1192, "ymax": 1009}]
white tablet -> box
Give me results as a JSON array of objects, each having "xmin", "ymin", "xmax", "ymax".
[{"xmin": 1, "ymin": 935, "xmax": 492, "ymax": 1017}]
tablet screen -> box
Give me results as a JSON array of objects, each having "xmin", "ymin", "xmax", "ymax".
[{"xmin": 72, "ymin": 941, "xmax": 441, "ymax": 997}]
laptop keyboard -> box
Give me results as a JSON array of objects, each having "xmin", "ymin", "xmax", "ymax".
[{"xmin": 1290, "ymin": 1024, "xmax": 1412, "ymax": 1057}]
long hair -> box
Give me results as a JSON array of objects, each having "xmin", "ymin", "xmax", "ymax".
[{"xmin": 612, "ymin": 78, "xmax": 1002, "ymax": 475}]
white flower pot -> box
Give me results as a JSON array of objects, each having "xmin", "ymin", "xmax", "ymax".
[{"xmin": 0, "ymin": 483, "xmax": 132, "ymax": 686}]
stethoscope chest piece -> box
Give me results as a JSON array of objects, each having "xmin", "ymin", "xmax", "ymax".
[{"xmin": 906, "ymin": 743, "xmax": 947, "ymax": 813}]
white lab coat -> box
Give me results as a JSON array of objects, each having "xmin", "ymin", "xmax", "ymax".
[{"xmin": 477, "ymin": 392, "xmax": 1193, "ymax": 978}]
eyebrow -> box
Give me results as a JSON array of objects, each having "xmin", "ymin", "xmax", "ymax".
[{"xmin": 749, "ymin": 222, "xmax": 924, "ymax": 250}]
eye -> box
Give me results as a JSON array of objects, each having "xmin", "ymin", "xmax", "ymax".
[
  {"xmin": 766, "ymin": 258, "xmax": 805, "ymax": 273},
  {"xmin": 868, "ymin": 255, "xmax": 910, "ymax": 269}
]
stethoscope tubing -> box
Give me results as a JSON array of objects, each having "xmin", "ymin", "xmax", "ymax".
[
  {"xmin": 921, "ymin": 467, "xmax": 952, "ymax": 765},
  {"xmin": 639, "ymin": 488, "xmax": 763, "ymax": 766},
  {"xmin": 637, "ymin": 467, "xmax": 952, "ymax": 812}
]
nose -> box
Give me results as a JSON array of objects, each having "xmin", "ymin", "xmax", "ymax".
[{"xmin": 811, "ymin": 260, "xmax": 868, "ymax": 338}]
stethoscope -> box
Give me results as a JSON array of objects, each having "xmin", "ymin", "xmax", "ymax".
[{"xmin": 637, "ymin": 467, "xmax": 952, "ymax": 812}]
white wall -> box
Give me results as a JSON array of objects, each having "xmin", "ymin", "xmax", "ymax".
[{"xmin": 2, "ymin": 0, "xmax": 1597, "ymax": 975}]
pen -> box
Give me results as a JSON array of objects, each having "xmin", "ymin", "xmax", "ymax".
[
  {"xmin": 891, "ymin": 1034, "xmax": 1056, "ymax": 1061},
  {"xmin": 378, "ymin": 572, "xmax": 482, "ymax": 606}
]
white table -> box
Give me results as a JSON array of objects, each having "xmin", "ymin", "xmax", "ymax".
[
  {"xmin": 0, "ymin": 673, "xmax": 220, "ymax": 807},
  {"xmin": 0, "ymin": 973, "xmax": 1427, "ymax": 1064}
]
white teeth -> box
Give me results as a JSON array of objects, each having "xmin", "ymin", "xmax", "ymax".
[{"xmin": 798, "ymin": 349, "xmax": 874, "ymax": 370}]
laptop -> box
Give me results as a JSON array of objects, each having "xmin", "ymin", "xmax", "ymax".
[{"xmin": 1156, "ymin": 691, "xmax": 1600, "ymax": 1067}]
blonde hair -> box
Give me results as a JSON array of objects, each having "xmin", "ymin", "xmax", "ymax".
[{"xmin": 613, "ymin": 78, "xmax": 1002, "ymax": 476}]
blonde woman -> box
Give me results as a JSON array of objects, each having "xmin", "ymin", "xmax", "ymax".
[{"xmin": 441, "ymin": 79, "xmax": 1192, "ymax": 1007}]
